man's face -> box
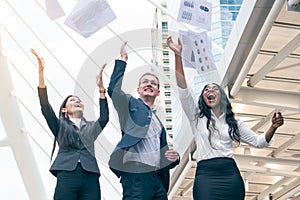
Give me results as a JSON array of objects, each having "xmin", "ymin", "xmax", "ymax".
[{"xmin": 137, "ymin": 75, "xmax": 160, "ymax": 98}]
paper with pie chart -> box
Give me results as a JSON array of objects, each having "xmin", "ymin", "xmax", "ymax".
[{"xmin": 180, "ymin": 30, "xmax": 216, "ymax": 74}]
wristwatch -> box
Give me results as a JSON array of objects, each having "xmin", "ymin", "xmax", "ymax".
[{"xmin": 99, "ymin": 88, "xmax": 106, "ymax": 93}]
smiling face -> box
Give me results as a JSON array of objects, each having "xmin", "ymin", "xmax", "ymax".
[
  {"xmin": 61, "ymin": 96, "xmax": 84, "ymax": 118},
  {"xmin": 137, "ymin": 74, "xmax": 160, "ymax": 100},
  {"xmin": 203, "ymin": 84, "xmax": 221, "ymax": 109}
]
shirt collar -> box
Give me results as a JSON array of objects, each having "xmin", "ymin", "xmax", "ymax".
[
  {"xmin": 152, "ymin": 108, "xmax": 157, "ymax": 115},
  {"xmin": 211, "ymin": 110, "xmax": 225, "ymax": 119},
  {"xmin": 138, "ymin": 98, "xmax": 157, "ymax": 112}
]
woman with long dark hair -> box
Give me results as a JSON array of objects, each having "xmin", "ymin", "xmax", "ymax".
[
  {"xmin": 31, "ymin": 49, "xmax": 109, "ymax": 200},
  {"xmin": 167, "ymin": 37, "xmax": 284, "ymax": 200}
]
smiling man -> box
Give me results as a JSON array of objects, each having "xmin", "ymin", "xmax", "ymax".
[{"xmin": 107, "ymin": 42, "xmax": 180, "ymax": 200}]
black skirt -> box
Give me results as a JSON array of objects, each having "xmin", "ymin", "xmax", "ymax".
[{"xmin": 193, "ymin": 157, "xmax": 245, "ymax": 200}]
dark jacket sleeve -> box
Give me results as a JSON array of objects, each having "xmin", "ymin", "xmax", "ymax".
[
  {"xmin": 38, "ymin": 87, "xmax": 59, "ymax": 137},
  {"xmin": 107, "ymin": 60, "xmax": 131, "ymax": 130},
  {"xmin": 169, "ymin": 158, "xmax": 180, "ymax": 169},
  {"xmin": 76, "ymin": 97, "xmax": 109, "ymax": 143},
  {"xmin": 107, "ymin": 60, "xmax": 127, "ymax": 98},
  {"xmin": 98, "ymin": 97, "xmax": 109, "ymax": 129}
]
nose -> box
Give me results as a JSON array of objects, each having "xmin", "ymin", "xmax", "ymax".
[{"xmin": 147, "ymin": 81, "xmax": 155, "ymax": 86}]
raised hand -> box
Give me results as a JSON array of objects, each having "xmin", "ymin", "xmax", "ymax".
[
  {"xmin": 167, "ymin": 36, "xmax": 182, "ymax": 55},
  {"xmin": 31, "ymin": 48, "xmax": 44, "ymax": 73},
  {"xmin": 31, "ymin": 48, "xmax": 46, "ymax": 88},
  {"xmin": 96, "ymin": 64, "xmax": 107, "ymax": 89},
  {"xmin": 120, "ymin": 41, "xmax": 128, "ymax": 62},
  {"xmin": 167, "ymin": 36, "xmax": 186, "ymax": 88},
  {"xmin": 271, "ymin": 112, "xmax": 284, "ymax": 129}
]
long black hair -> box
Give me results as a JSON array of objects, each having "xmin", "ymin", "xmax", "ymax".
[
  {"xmin": 50, "ymin": 95, "xmax": 79, "ymax": 161},
  {"xmin": 196, "ymin": 83, "xmax": 240, "ymax": 148}
]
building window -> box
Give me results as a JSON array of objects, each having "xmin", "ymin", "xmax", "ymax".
[
  {"xmin": 164, "ymin": 84, "xmax": 171, "ymax": 90},
  {"xmin": 165, "ymin": 108, "xmax": 172, "ymax": 113},
  {"xmin": 163, "ymin": 67, "xmax": 170, "ymax": 72},
  {"xmin": 163, "ymin": 51, "xmax": 169, "ymax": 56},
  {"xmin": 163, "ymin": 59, "xmax": 169, "ymax": 65},
  {"xmin": 165, "ymin": 100, "xmax": 171, "ymax": 106},
  {"xmin": 166, "ymin": 118, "xmax": 172, "ymax": 122},
  {"xmin": 166, "ymin": 127, "xmax": 172, "ymax": 131},
  {"xmin": 161, "ymin": 3, "xmax": 167, "ymax": 8},
  {"xmin": 162, "ymin": 21, "xmax": 168, "ymax": 29}
]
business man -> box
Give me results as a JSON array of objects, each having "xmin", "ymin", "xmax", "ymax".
[{"xmin": 108, "ymin": 42, "xmax": 180, "ymax": 200}]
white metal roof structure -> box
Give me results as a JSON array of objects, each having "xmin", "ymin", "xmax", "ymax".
[
  {"xmin": 170, "ymin": 1, "xmax": 300, "ymax": 200},
  {"xmin": 0, "ymin": 0, "xmax": 299, "ymax": 200}
]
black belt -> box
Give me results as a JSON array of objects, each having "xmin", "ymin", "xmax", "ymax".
[{"xmin": 123, "ymin": 161, "xmax": 160, "ymax": 173}]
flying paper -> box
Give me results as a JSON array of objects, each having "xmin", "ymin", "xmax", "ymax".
[
  {"xmin": 64, "ymin": 0, "xmax": 116, "ymax": 38},
  {"xmin": 179, "ymin": 30, "xmax": 216, "ymax": 74},
  {"xmin": 45, "ymin": 0, "xmax": 65, "ymax": 20},
  {"xmin": 177, "ymin": 0, "xmax": 212, "ymax": 31}
]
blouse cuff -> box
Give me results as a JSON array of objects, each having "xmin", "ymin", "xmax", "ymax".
[
  {"xmin": 37, "ymin": 87, "xmax": 49, "ymax": 105},
  {"xmin": 259, "ymin": 132, "xmax": 275, "ymax": 147}
]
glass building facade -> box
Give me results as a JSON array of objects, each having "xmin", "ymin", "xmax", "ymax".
[{"xmin": 212, "ymin": 0, "xmax": 244, "ymax": 61}]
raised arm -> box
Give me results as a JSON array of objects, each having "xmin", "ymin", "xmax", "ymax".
[
  {"xmin": 107, "ymin": 42, "xmax": 131, "ymax": 128},
  {"xmin": 31, "ymin": 49, "xmax": 59, "ymax": 136},
  {"xmin": 167, "ymin": 36, "xmax": 187, "ymax": 89},
  {"xmin": 31, "ymin": 48, "xmax": 45, "ymax": 88},
  {"xmin": 96, "ymin": 63, "xmax": 107, "ymax": 99},
  {"xmin": 120, "ymin": 41, "xmax": 128, "ymax": 62},
  {"xmin": 265, "ymin": 112, "xmax": 284, "ymax": 142},
  {"xmin": 95, "ymin": 64, "xmax": 109, "ymax": 131},
  {"xmin": 107, "ymin": 41, "xmax": 128, "ymax": 99}
]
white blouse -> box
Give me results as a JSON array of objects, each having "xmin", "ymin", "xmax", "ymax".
[
  {"xmin": 178, "ymin": 87, "xmax": 273, "ymax": 162},
  {"xmin": 70, "ymin": 118, "xmax": 81, "ymax": 129}
]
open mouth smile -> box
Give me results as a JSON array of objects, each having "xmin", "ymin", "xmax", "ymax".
[{"xmin": 206, "ymin": 94, "xmax": 216, "ymax": 103}]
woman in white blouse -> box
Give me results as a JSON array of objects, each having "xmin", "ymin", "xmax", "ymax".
[{"xmin": 167, "ymin": 36, "xmax": 284, "ymax": 200}]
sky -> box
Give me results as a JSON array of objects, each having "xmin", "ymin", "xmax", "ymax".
[{"xmin": 0, "ymin": 0, "xmax": 175, "ymax": 199}]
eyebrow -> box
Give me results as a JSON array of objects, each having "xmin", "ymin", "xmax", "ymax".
[
  {"xmin": 140, "ymin": 79, "xmax": 159, "ymax": 84},
  {"xmin": 204, "ymin": 87, "xmax": 218, "ymax": 92},
  {"xmin": 70, "ymin": 97, "xmax": 81, "ymax": 101},
  {"xmin": 141, "ymin": 78, "xmax": 158, "ymax": 81},
  {"xmin": 206, "ymin": 86, "xmax": 218, "ymax": 89}
]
